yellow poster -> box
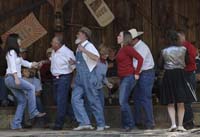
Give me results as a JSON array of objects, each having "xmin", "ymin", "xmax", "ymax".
[
  {"xmin": 84, "ymin": 0, "xmax": 115, "ymax": 27},
  {"xmin": 1, "ymin": 12, "xmax": 47, "ymax": 48}
]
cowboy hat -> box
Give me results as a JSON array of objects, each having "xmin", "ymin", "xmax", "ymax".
[
  {"xmin": 128, "ymin": 28, "xmax": 144, "ymax": 39},
  {"xmin": 79, "ymin": 27, "xmax": 92, "ymax": 39}
]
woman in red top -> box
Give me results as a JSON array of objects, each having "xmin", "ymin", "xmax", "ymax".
[{"xmin": 116, "ymin": 31, "xmax": 143, "ymax": 131}]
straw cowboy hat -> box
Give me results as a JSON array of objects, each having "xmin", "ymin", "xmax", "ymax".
[
  {"xmin": 79, "ymin": 27, "xmax": 92, "ymax": 39},
  {"xmin": 128, "ymin": 28, "xmax": 144, "ymax": 39}
]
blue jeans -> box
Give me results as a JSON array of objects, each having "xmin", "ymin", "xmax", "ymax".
[
  {"xmin": 119, "ymin": 75, "xmax": 136, "ymax": 129},
  {"xmin": 4, "ymin": 75, "xmax": 39, "ymax": 129},
  {"xmin": 133, "ymin": 70, "xmax": 155, "ymax": 127},
  {"xmin": 53, "ymin": 73, "xmax": 73, "ymax": 128},
  {"xmin": 0, "ymin": 77, "xmax": 8, "ymax": 101},
  {"xmin": 86, "ymin": 88, "xmax": 105, "ymax": 119},
  {"xmin": 72, "ymin": 84, "xmax": 105, "ymax": 127},
  {"xmin": 184, "ymin": 71, "xmax": 196, "ymax": 125},
  {"xmin": 36, "ymin": 96, "xmax": 44, "ymax": 113},
  {"xmin": 98, "ymin": 89, "xmax": 105, "ymax": 108},
  {"xmin": 72, "ymin": 50, "xmax": 105, "ymax": 127}
]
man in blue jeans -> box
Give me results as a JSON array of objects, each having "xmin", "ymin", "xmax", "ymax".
[
  {"xmin": 129, "ymin": 28, "xmax": 155, "ymax": 129},
  {"xmin": 178, "ymin": 30, "xmax": 197, "ymax": 129},
  {"xmin": 71, "ymin": 27, "xmax": 105, "ymax": 131},
  {"xmin": 50, "ymin": 35, "xmax": 76, "ymax": 130}
]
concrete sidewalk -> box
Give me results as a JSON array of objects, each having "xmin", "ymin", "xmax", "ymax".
[{"xmin": 0, "ymin": 128, "xmax": 200, "ymax": 137}]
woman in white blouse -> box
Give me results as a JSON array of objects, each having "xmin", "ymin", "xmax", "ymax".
[{"xmin": 4, "ymin": 33, "xmax": 46, "ymax": 130}]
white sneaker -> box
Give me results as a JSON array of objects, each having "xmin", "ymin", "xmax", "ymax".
[
  {"xmin": 73, "ymin": 125, "xmax": 94, "ymax": 131},
  {"xmin": 168, "ymin": 125, "xmax": 177, "ymax": 132},
  {"xmin": 105, "ymin": 125, "xmax": 110, "ymax": 129},
  {"xmin": 96, "ymin": 127, "xmax": 104, "ymax": 131},
  {"xmin": 177, "ymin": 126, "xmax": 187, "ymax": 132}
]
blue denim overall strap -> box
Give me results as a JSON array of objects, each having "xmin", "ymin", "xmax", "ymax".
[{"xmin": 72, "ymin": 43, "xmax": 105, "ymax": 127}]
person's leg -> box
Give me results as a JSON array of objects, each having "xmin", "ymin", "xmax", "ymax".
[
  {"xmin": 177, "ymin": 103, "xmax": 185, "ymax": 127},
  {"xmin": 133, "ymin": 84, "xmax": 143, "ymax": 126},
  {"xmin": 138, "ymin": 71, "xmax": 155, "ymax": 128},
  {"xmin": 98, "ymin": 89, "xmax": 105, "ymax": 109},
  {"xmin": 36, "ymin": 96, "xmax": 44, "ymax": 113},
  {"xmin": 176, "ymin": 103, "xmax": 187, "ymax": 131},
  {"xmin": 167, "ymin": 104, "xmax": 176, "ymax": 131},
  {"xmin": 18, "ymin": 78, "xmax": 40, "ymax": 119},
  {"xmin": 71, "ymin": 85, "xmax": 91, "ymax": 126},
  {"xmin": 85, "ymin": 83, "xmax": 105, "ymax": 128},
  {"xmin": 54, "ymin": 74, "xmax": 72, "ymax": 128},
  {"xmin": 4, "ymin": 76, "xmax": 27, "ymax": 129},
  {"xmin": 184, "ymin": 71, "xmax": 195, "ymax": 129},
  {"xmin": 119, "ymin": 75, "xmax": 136, "ymax": 129},
  {"xmin": 10, "ymin": 89, "xmax": 27, "ymax": 129}
]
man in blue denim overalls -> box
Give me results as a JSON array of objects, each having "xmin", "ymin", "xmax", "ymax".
[{"xmin": 71, "ymin": 27, "xmax": 105, "ymax": 131}]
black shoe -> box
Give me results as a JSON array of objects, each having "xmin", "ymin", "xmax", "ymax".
[
  {"xmin": 121, "ymin": 127, "xmax": 133, "ymax": 132},
  {"xmin": 52, "ymin": 126, "xmax": 63, "ymax": 130},
  {"xmin": 144, "ymin": 125, "xmax": 155, "ymax": 130},
  {"xmin": 184, "ymin": 122, "xmax": 194, "ymax": 130},
  {"xmin": 135, "ymin": 123, "xmax": 145, "ymax": 129},
  {"xmin": 22, "ymin": 123, "xmax": 32, "ymax": 129}
]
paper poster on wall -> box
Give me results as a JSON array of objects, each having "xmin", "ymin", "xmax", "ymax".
[
  {"xmin": 84, "ymin": 0, "xmax": 115, "ymax": 27},
  {"xmin": 1, "ymin": 12, "xmax": 47, "ymax": 48}
]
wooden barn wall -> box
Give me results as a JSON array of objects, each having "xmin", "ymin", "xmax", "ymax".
[{"xmin": 0, "ymin": 0, "xmax": 200, "ymax": 63}]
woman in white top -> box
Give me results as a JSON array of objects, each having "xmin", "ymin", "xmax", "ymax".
[{"xmin": 4, "ymin": 33, "xmax": 46, "ymax": 130}]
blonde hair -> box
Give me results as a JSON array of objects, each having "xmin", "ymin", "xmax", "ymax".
[
  {"xmin": 123, "ymin": 31, "xmax": 133, "ymax": 46},
  {"xmin": 99, "ymin": 44, "xmax": 109, "ymax": 55}
]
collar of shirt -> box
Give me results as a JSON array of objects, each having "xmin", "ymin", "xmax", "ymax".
[
  {"xmin": 81, "ymin": 40, "xmax": 89, "ymax": 47},
  {"xmin": 53, "ymin": 45, "xmax": 65, "ymax": 54},
  {"xmin": 134, "ymin": 40, "xmax": 142, "ymax": 48}
]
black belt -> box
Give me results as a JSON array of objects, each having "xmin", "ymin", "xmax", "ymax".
[
  {"xmin": 52, "ymin": 73, "xmax": 72, "ymax": 79},
  {"xmin": 142, "ymin": 68, "xmax": 154, "ymax": 73}
]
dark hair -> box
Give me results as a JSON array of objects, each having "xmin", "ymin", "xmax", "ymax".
[
  {"xmin": 165, "ymin": 30, "xmax": 179, "ymax": 46},
  {"xmin": 4, "ymin": 33, "xmax": 20, "ymax": 56},
  {"xmin": 177, "ymin": 29, "xmax": 186, "ymax": 35},
  {"xmin": 123, "ymin": 31, "xmax": 133, "ymax": 46}
]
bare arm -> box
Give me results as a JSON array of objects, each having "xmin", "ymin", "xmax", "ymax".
[{"xmin": 78, "ymin": 45, "xmax": 99, "ymax": 61}]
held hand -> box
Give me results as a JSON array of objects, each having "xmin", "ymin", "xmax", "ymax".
[
  {"xmin": 78, "ymin": 45, "xmax": 86, "ymax": 52},
  {"xmin": 38, "ymin": 60, "xmax": 46, "ymax": 68},
  {"xmin": 68, "ymin": 58, "xmax": 76, "ymax": 65},
  {"xmin": 15, "ymin": 78, "xmax": 20, "ymax": 86},
  {"xmin": 134, "ymin": 74, "xmax": 140, "ymax": 80},
  {"xmin": 32, "ymin": 62, "xmax": 39, "ymax": 69},
  {"xmin": 35, "ymin": 91, "xmax": 41, "ymax": 96}
]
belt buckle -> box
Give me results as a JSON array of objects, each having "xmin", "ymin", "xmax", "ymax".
[{"xmin": 56, "ymin": 76, "xmax": 59, "ymax": 79}]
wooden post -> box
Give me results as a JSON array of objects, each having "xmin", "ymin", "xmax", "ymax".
[{"xmin": 48, "ymin": 0, "xmax": 69, "ymax": 37}]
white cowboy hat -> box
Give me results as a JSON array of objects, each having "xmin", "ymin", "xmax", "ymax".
[{"xmin": 128, "ymin": 28, "xmax": 144, "ymax": 39}]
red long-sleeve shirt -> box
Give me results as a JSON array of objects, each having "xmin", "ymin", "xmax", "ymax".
[
  {"xmin": 182, "ymin": 41, "xmax": 197, "ymax": 72},
  {"xmin": 116, "ymin": 45, "xmax": 143, "ymax": 78}
]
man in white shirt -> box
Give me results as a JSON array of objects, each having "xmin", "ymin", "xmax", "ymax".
[
  {"xmin": 71, "ymin": 27, "xmax": 105, "ymax": 131},
  {"xmin": 50, "ymin": 36, "xmax": 76, "ymax": 130},
  {"xmin": 129, "ymin": 28, "xmax": 155, "ymax": 129}
]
